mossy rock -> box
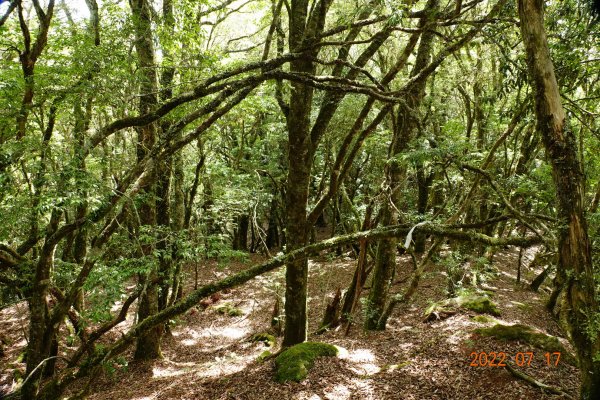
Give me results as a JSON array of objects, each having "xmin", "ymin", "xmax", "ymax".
[
  {"xmin": 274, "ymin": 342, "xmax": 338, "ymax": 383},
  {"xmin": 249, "ymin": 333, "xmax": 276, "ymax": 347},
  {"xmin": 462, "ymin": 296, "xmax": 501, "ymax": 316},
  {"xmin": 213, "ymin": 302, "xmax": 243, "ymax": 317},
  {"xmin": 474, "ymin": 324, "xmax": 577, "ymax": 366},
  {"xmin": 424, "ymin": 295, "xmax": 500, "ymax": 321}
]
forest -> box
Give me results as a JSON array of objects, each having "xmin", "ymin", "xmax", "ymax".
[{"xmin": 0, "ymin": 0, "xmax": 599, "ymax": 398}]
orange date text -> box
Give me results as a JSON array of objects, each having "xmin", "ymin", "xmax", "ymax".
[{"xmin": 468, "ymin": 351, "xmax": 560, "ymax": 367}]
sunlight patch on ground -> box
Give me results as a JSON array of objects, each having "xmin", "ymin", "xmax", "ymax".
[
  {"xmin": 337, "ymin": 347, "xmax": 375, "ymax": 362},
  {"xmin": 152, "ymin": 365, "xmax": 187, "ymax": 378},
  {"xmin": 324, "ymin": 384, "xmax": 352, "ymax": 400},
  {"xmin": 194, "ymin": 352, "xmax": 256, "ymax": 378},
  {"xmin": 445, "ymin": 331, "xmax": 466, "ymax": 345},
  {"xmin": 151, "ymin": 352, "xmax": 257, "ymax": 381},
  {"xmin": 398, "ymin": 342, "xmax": 415, "ymax": 351},
  {"xmin": 499, "ymin": 270, "xmax": 518, "ymax": 281},
  {"xmin": 175, "ymin": 325, "xmax": 250, "ymax": 346},
  {"xmin": 350, "ymin": 379, "xmax": 377, "ymax": 399},
  {"xmin": 428, "ymin": 314, "xmax": 474, "ymax": 346},
  {"xmin": 0, "ymin": 302, "xmax": 28, "ymax": 322},
  {"xmin": 398, "ymin": 325, "xmax": 416, "ymax": 331},
  {"xmin": 439, "ymin": 316, "xmax": 472, "ymax": 330},
  {"xmin": 338, "ymin": 348, "xmax": 381, "ymax": 376}
]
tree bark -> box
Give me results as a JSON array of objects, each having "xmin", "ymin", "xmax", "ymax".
[{"xmin": 518, "ymin": 1, "xmax": 600, "ymax": 398}]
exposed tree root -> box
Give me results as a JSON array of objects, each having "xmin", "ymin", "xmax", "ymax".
[{"xmin": 504, "ymin": 362, "xmax": 573, "ymax": 399}]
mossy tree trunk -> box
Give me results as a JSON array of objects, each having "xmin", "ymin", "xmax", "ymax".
[
  {"xmin": 518, "ymin": 1, "xmax": 600, "ymax": 398},
  {"xmin": 283, "ymin": 0, "xmax": 338, "ymax": 347},
  {"xmin": 130, "ymin": 0, "xmax": 162, "ymax": 360},
  {"xmin": 282, "ymin": 0, "xmax": 314, "ymax": 346}
]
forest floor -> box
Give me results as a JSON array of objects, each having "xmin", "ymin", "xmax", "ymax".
[{"xmin": 0, "ymin": 242, "xmax": 580, "ymax": 399}]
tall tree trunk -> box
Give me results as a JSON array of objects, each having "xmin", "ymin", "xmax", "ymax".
[
  {"xmin": 283, "ymin": 97, "xmax": 312, "ymax": 345},
  {"xmin": 266, "ymin": 195, "xmax": 280, "ymax": 249},
  {"xmin": 169, "ymin": 140, "xmax": 185, "ymax": 305},
  {"xmin": 518, "ymin": 1, "xmax": 600, "ymax": 398},
  {"xmin": 282, "ymin": 0, "xmax": 331, "ymax": 347},
  {"xmin": 233, "ymin": 214, "xmax": 249, "ymax": 250},
  {"xmin": 130, "ymin": 0, "xmax": 162, "ymax": 360},
  {"xmin": 156, "ymin": 166, "xmax": 171, "ymax": 312}
]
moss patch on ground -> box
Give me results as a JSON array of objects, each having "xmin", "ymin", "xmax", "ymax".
[
  {"xmin": 474, "ymin": 324, "xmax": 577, "ymax": 365},
  {"xmin": 257, "ymin": 350, "xmax": 272, "ymax": 362},
  {"xmin": 274, "ymin": 342, "xmax": 338, "ymax": 383},
  {"xmin": 470, "ymin": 315, "xmax": 499, "ymax": 324}
]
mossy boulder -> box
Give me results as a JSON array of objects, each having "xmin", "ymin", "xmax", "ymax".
[
  {"xmin": 462, "ymin": 296, "xmax": 501, "ymax": 316},
  {"xmin": 474, "ymin": 324, "xmax": 577, "ymax": 366},
  {"xmin": 213, "ymin": 302, "xmax": 243, "ymax": 317},
  {"xmin": 424, "ymin": 294, "xmax": 500, "ymax": 321},
  {"xmin": 274, "ymin": 342, "xmax": 338, "ymax": 383},
  {"xmin": 249, "ymin": 333, "xmax": 276, "ymax": 347}
]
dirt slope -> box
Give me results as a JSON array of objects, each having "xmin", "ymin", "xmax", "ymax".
[{"xmin": 1, "ymin": 248, "xmax": 579, "ymax": 399}]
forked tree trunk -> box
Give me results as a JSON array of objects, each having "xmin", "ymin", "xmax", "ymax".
[{"xmin": 518, "ymin": 1, "xmax": 600, "ymax": 398}]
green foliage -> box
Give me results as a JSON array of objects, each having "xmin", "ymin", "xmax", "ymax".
[
  {"xmin": 257, "ymin": 350, "xmax": 272, "ymax": 362},
  {"xmin": 202, "ymin": 234, "xmax": 249, "ymax": 266},
  {"xmin": 440, "ymin": 252, "xmax": 465, "ymax": 296},
  {"xmin": 102, "ymin": 356, "xmax": 129, "ymax": 379},
  {"xmin": 83, "ymin": 261, "xmax": 139, "ymax": 323},
  {"xmin": 274, "ymin": 342, "xmax": 338, "ymax": 383},
  {"xmin": 360, "ymin": 297, "xmax": 378, "ymax": 323}
]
